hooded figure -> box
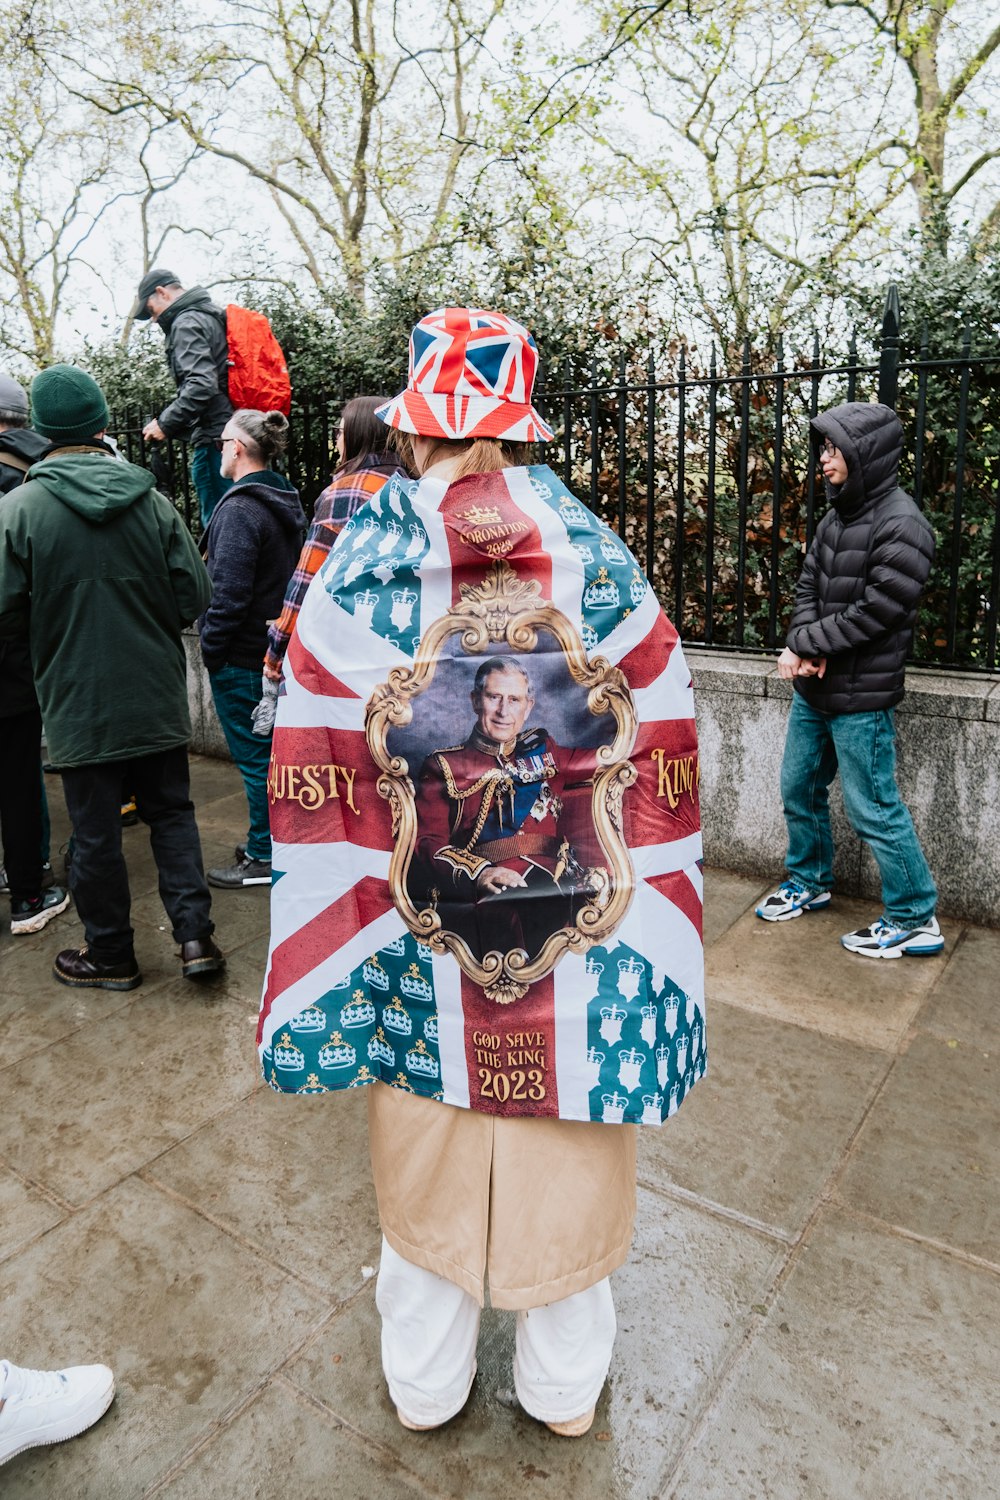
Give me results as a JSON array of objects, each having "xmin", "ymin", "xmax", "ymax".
[
  {"xmin": 755, "ymin": 400, "xmax": 942, "ymax": 960},
  {"xmin": 198, "ymin": 407, "xmax": 306, "ymax": 889},
  {"xmin": 0, "ymin": 363, "xmax": 223, "ymax": 989},
  {"xmin": 257, "ymin": 309, "xmax": 705, "ymax": 1439},
  {"xmin": 0, "ymin": 371, "xmax": 50, "ymax": 496},
  {"xmin": 0, "ymin": 371, "xmax": 64, "ymax": 938}
]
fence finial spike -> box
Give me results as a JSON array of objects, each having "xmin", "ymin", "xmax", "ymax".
[
  {"xmin": 882, "ymin": 282, "xmax": 901, "ymax": 340},
  {"xmin": 878, "ymin": 283, "xmax": 901, "ymax": 410}
]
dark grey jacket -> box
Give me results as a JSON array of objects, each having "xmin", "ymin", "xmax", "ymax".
[
  {"xmin": 199, "ymin": 470, "xmax": 306, "ymax": 673},
  {"xmin": 787, "ymin": 402, "xmax": 935, "ymax": 714},
  {"xmin": 0, "ymin": 431, "xmax": 50, "ymax": 716},
  {"xmin": 157, "ymin": 286, "xmax": 233, "ymax": 446},
  {"xmin": 0, "ymin": 428, "xmax": 50, "ymax": 496}
]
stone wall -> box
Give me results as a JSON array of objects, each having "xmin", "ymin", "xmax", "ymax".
[
  {"xmin": 687, "ymin": 649, "xmax": 1000, "ymax": 928},
  {"xmin": 184, "ymin": 628, "xmax": 229, "ymax": 760},
  {"xmin": 184, "ymin": 629, "xmax": 1000, "ymax": 926}
]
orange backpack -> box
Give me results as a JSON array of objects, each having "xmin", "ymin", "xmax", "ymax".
[{"xmin": 225, "ymin": 304, "xmax": 292, "ymax": 416}]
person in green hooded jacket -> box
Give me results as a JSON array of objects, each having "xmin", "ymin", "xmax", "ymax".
[{"xmin": 0, "ymin": 364, "xmax": 225, "ymax": 990}]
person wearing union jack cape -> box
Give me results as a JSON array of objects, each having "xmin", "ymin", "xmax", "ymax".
[{"xmin": 259, "ymin": 307, "xmax": 705, "ymax": 1440}]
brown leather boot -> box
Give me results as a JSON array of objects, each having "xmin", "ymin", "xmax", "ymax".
[
  {"xmin": 53, "ymin": 947, "xmax": 142, "ymax": 991},
  {"xmin": 180, "ymin": 937, "xmax": 226, "ymax": 981}
]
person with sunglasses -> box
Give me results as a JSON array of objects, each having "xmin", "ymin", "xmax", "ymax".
[
  {"xmin": 756, "ymin": 401, "xmax": 942, "ymax": 960},
  {"xmin": 198, "ymin": 409, "xmax": 306, "ymax": 889}
]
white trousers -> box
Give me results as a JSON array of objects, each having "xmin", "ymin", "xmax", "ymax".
[{"xmin": 375, "ymin": 1238, "xmax": 617, "ymax": 1427}]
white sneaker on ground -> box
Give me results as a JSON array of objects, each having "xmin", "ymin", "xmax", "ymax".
[
  {"xmin": 840, "ymin": 915, "xmax": 944, "ymax": 959},
  {"xmin": 0, "ymin": 1360, "xmax": 115, "ymax": 1466},
  {"xmin": 755, "ymin": 878, "xmax": 831, "ymax": 922}
]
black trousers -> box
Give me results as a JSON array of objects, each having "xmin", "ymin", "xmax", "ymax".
[
  {"xmin": 0, "ymin": 707, "xmax": 44, "ymax": 903},
  {"xmin": 61, "ymin": 746, "xmax": 213, "ymax": 964}
]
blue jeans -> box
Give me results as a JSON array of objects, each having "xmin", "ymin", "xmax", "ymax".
[
  {"xmin": 191, "ymin": 443, "xmax": 229, "ymax": 530},
  {"xmin": 209, "ymin": 664, "xmax": 272, "ymax": 862},
  {"xmin": 781, "ymin": 692, "xmax": 937, "ymax": 926}
]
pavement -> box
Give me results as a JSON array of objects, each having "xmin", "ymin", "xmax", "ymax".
[{"xmin": 1, "ymin": 755, "xmax": 998, "ymax": 1500}]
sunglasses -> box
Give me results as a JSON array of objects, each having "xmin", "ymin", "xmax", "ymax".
[{"xmin": 213, "ymin": 436, "xmax": 240, "ymax": 452}]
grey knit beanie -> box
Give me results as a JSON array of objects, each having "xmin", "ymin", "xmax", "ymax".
[{"xmin": 0, "ymin": 373, "xmax": 29, "ymax": 420}]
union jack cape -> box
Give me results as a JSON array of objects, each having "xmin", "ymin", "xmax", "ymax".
[{"xmin": 258, "ymin": 464, "xmax": 706, "ymax": 1127}]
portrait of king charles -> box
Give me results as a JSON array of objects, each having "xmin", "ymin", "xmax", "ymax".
[{"xmin": 408, "ymin": 655, "xmax": 605, "ymax": 963}]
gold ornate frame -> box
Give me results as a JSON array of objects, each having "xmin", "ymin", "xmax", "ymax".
[{"xmin": 365, "ymin": 561, "xmax": 639, "ymax": 1003}]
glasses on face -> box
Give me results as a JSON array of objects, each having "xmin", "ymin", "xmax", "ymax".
[
  {"xmin": 213, "ymin": 436, "xmax": 239, "ymax": 452},
  {"xmin": 819, "ymin": 440, "xmax": 837, "ymax": 459}
]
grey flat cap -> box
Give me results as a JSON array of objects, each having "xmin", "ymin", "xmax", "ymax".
[
  {"xmin": 130, "ymin": 267, "xmax": 181, "ymax": 322},
  {"xmin": 0, "ymin": 373, "xmax": 29, "ymax": 416}
]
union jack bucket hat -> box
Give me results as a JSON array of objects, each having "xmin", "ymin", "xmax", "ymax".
[{"xmin": 376, "ymin": 307, "xmax": 554, "ymax": 443}]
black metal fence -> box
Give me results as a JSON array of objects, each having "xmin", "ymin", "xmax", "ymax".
[
  {"xmin": 110, "ymin": 286, "xmax": 1000, "ymax": 673},
  {"xmin": 539, "ymin": 291, "xmax": 1000, "ymax": 673}
]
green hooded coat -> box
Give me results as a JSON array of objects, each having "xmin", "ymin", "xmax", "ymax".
[{"xmin": 0, "ymin": 448, "xmax": 211, "ymax": 767}]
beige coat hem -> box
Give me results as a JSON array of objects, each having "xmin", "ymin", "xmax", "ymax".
[{"xmin": 368, "ymin": 1083, "xmax": 636, "ymax": 1311}]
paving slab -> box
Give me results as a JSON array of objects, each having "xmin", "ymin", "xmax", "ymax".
[
  {"xmin": 638, "ymin": 1000, "xmax": 888, "ymax": 1237},
  {"xmin": 701, "ymin": 867, "xmax": 769, "ymax": 948},
  {"xmin": 198, "ymin": 791, "xmax": 260, "ymax": 843},
  {"xmin": 187, "ymin": 753, "xmax": 257, "ymax": 811},
  {"xmin": 212, "ymin": 935, "xmax": 270, "ymax": 1006},
  {"xmin": 128, "ymin": 885, "xmax": 269, "ymax": 992},
  {"xmin": 0, "ymin": 1164, "xmax": 65, "ymax": 1261},
  {"xmin": 4, "ymin": 753, "xmax": 996, "ymax": 1497},
  {"xmin": 706, "ymin": 901, "xmax": 952, "ymax": 1050},
  {"xmin": 0, "ymin": 910, "xmax": 140, "ymax": 1069},
  {"xmin": 915, "ymin": 925, "xmax": 1000, "ymax": 1050},
  {"xmin": 836, "ymin": 1032, "xmax": 1000, "ymax": 1263},
  {"xmin": 147, "ymin": 1088, "xmax": 382, "ymax": 1301},
  {"xmin": 154, "ymin": 1379, "xmax": 428, "ymax": 1500},
  {"xmin": 0, "ymin": 985, "xmax": 259, "ymax": 1204},
  {"xmin": 0, "ymin": 1176, "xmax": 327, "ymax": 1500},
  {"xmin": 663, "ymin": 1209, "xmax": 1000, "ymax": 1500},
  {"xmin": 285, "ymin": 1188, "xmax": 784, "ymax": 1500}
]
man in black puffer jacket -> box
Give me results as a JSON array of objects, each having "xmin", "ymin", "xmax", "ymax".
[{"xmin": 756, "ymin": 401, "xmax": 942, "ymax": 960}]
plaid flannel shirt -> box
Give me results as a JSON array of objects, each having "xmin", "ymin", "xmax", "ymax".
[{"xmin": 264, "ymin": 457, "xmax": 404, "ymax": 678}]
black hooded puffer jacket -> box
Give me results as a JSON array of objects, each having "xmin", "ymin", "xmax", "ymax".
[{"xmin": 786, "ymin": 402, "xmax": 935, "ymax": 714}]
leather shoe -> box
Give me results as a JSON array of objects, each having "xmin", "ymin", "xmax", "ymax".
[
  {"xmin": 180, "ymin": 936, "xmax": 226, "ymax": 981},
  {"xmin": 53, "ymin": 946, "xmax": 142, "ymax": 991}
]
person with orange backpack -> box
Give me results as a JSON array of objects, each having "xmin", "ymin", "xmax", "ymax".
[{"xmin": 131, "ymin": 269, "xmax": 291, "ymax": 530}]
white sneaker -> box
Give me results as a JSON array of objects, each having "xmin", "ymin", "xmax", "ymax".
[
  {"xmin": 0, "ymin": 1360, "xmax": 115, "ymax": 1466},
  {"xmin": 755, "ymin": 877, "xmax": 831, "ymax": 922},
  {"xmin": 10, "ymin": 887, "xmax": 71, "ymax": 936},
  {"xmin": 840, "ymin": 915, "xmax": 944, "ymax": 959}
]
